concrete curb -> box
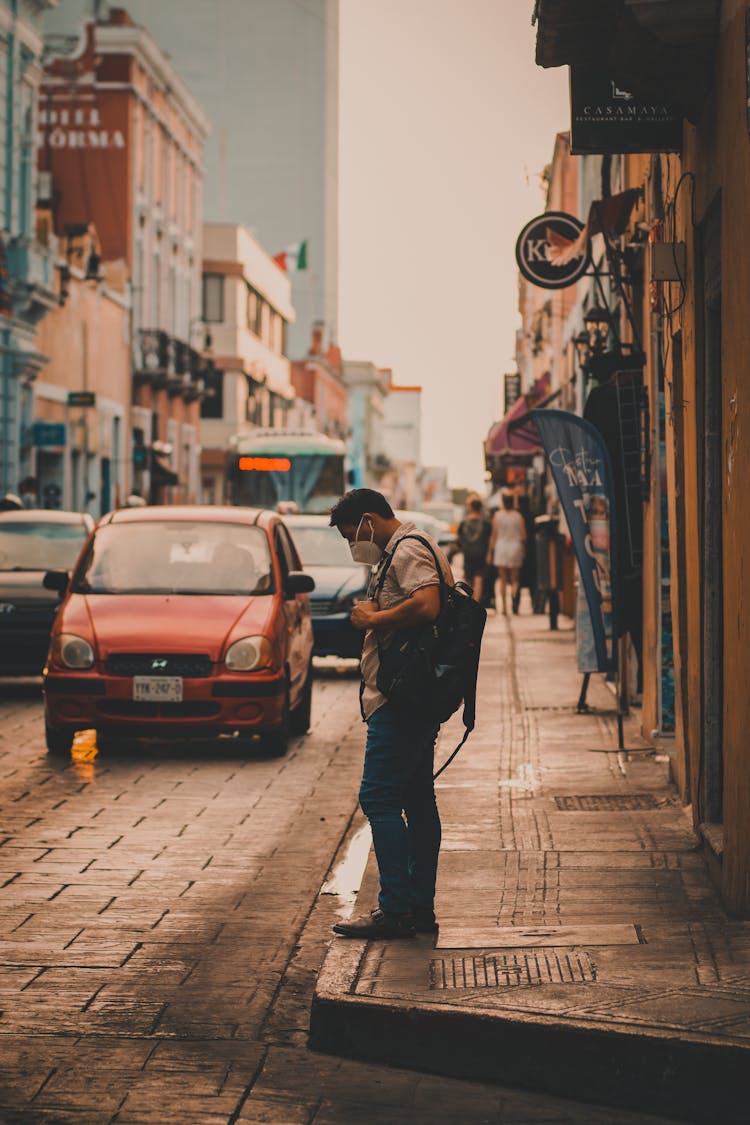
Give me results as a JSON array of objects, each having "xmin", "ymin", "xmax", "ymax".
[{"xmin": 310, "ymin": 937, "xmax": 750, "ymax": 1124}]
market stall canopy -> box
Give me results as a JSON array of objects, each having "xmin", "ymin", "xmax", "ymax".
[{"xmin": 533, "ymin": 0, "xmax": 720, "ymax": 123}]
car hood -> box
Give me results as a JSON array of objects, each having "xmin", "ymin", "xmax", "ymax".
[
  {"xmin": 69, "ymin": 593, "xmax": 274, "ymax": 660},
  {"xmin": 304, "ymin": 564, "xmax": 370, "ymax": 602},
  {"xmin": 0, "ymin": 570, "xmax": 59, "ymax": 604}
]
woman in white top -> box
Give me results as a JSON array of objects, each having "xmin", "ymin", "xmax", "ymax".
[{"xmin": 487, "ymin": 492, "xmax": 527, "ymax": 615}]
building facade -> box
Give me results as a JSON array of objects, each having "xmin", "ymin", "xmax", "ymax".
[
  {"xmin": 342, "ymin": 360, "xmax": 391, "ymax": 491},
  {"xmin": 516, "ymin": 132, "xmax": 580, "ymax": 409},
  {"xmin": 533, "ymin": 0, "xmax": 750, "ymax": 915},
  {"xmin": 290, "ymin": 323, "xmax": 347, "ymax": 445},
  {"xmin": 41, "ymin": 6, "xmax": 209, "ymax": 504},
  {"xmin": 200, "ymin": 222, "xmax": 295, "ymax": 504},
  {"xmin": 0, "ymin": 0, "xmax": 59, "ymax": 496},
  {"xmin": 44, "ymin": 0, "xmax": 339, "ymax": 358},
  {"xmin": 381, "ymin": 375, "xmax": 421, "ymax": 510},
  {"xmin": 33, "ymin": 263, "xmax": 130, "ymax": 513}
]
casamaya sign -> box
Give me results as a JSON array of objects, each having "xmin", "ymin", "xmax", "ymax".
[
  {"xmin": 515, "ymin": 211, "xmax": 590, "ymax": 290},
  {"xmin": 570, "ymin": 68, "xmax": 682, "ymax": 155}
]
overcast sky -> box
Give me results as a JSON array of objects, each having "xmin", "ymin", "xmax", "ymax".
[{"xmin": 338, "ymin": 0, "xmax": 568, "ymax": 491}]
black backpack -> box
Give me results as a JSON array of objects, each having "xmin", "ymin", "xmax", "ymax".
[
  {"xmin": 459, "ymin": 515, "xmax": 489, "ymax": 563},
  {"xmin": 373, "ymin": 534, "xmax": 487, "ymax": 779}
]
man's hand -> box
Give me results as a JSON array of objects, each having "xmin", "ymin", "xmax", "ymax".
[
  {"xmin": 351, "ymin": 586, "xmax": 441, "ymax": 633},
  {"xmin": 351, "ymin": 599, "xmax": 379, "ymax": 631}
]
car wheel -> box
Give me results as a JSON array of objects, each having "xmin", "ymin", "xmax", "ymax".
[
  {"xmin": 289, "ymin": 661, "xmax": 313, "ymax": 736},
  {"xmin": 45, "ymin": 723, "xmax": 74, "ymax": 757},
  {"xmin": 262, "ymin": 685, "xmax": 290, "ymax": 757}
]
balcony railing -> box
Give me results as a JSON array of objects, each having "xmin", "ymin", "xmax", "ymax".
[
  {"xmin": 134, "ymin": 329, "xmax": 172, "ymax": 381},
  {"xmin": 134, "ymin": 330, "xmax": 208, "ymax": 402},
  {"xmin": 172, "ymin": 339, "xmax": 202, "ymax": 378}
]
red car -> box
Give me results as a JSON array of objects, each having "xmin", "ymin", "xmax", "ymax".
[{"xmin": 42, "ymin": 506, "xmax": 315, "ymax": 757}]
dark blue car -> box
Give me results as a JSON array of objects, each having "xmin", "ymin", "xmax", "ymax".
[
  {"xmin": 282, "ymin": 514, "xmax": 368, "ymax": 659},
  {"xmin": 0, "ymin": 509, "xmax": 93, "ymax": 675}
]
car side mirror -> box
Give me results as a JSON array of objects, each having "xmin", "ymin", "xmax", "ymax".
[
  {"xmin": 43, "ymin": 569, "xmax": 70, "ymax": 596},
  {"xmin": 285, "ymin": 571, "xmax": 315, "ymax": 596}
]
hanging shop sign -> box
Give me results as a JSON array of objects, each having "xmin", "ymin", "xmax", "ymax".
[
  {"xmin": 503, "ymin": 373, "xmax": 521, "ymax": 414},
  {"xmin": 570, "ymin": 68, "xmax": 682, "ymax": 155},
  {"xmin": 67, "ymin": 390, "xmax": 96, "ymax": 407},
  {"xmin": 515, "ymin": 211, "xmax": 591, "ymax": 290}
]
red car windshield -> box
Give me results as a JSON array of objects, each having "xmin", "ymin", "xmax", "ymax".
[{"xmin": 71, "ymin": 521, "xmax": 274, "ymax": 596}]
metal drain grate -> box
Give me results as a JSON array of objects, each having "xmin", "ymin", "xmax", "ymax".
[
  {"xmin": 554, "ymin": 794, "xmax": 667, "ymax": 811},
  {"xmin": 522, "ymin": 705, "xmax": 573, "ymax": 712},
  {"xmin": 430, "ymin": 949, "xmax": 596, "ymax": 990}
]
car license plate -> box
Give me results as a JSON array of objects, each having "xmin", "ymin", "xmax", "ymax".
[{"xmin": 133, "ymin": 676, "xmax": 183, "ymax": 702}]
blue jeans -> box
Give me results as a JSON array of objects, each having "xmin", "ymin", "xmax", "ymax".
[{"xmin": 359, "ymin": 703, "xmax": 441, "ymax": 915}]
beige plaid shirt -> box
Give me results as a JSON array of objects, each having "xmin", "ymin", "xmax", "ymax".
[{"xmin": 360, "ymin": 522, "xmax": 454, "ymax": 720}]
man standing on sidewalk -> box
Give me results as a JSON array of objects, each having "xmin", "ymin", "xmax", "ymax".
[{"xmin": 329, "ymin": 489, "xmax": 453, "ymax": 940}]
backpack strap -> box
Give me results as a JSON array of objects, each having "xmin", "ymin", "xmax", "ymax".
[
  {"xmin": 433, "ymin": 727, "xmax": 471, "ymax": 781},
  {"xmin": 373, "ymin": 533, "xmax": 448, "ymax": 605}
]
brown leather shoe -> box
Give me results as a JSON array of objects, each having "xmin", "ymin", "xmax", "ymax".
[{"xmin": 332, "ymin": 908, "xmax": 416, "ymax": 939}]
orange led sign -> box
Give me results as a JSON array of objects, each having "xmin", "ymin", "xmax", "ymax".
[{"xmin": 238, "ymin": 456, "xmax": 292, "ymax": 472}]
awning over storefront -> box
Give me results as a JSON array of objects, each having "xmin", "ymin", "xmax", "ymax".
[{"xmin": 485, "ymin": 397, "xmax": 543, "ymax": 459}]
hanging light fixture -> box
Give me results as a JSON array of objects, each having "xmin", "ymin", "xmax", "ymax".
[
  {"xmin": 584, "ymin": 305, "xmax": 611, "ymax": 352},
  {"xmin": 573, "ymin": 330, "xmax": 591, "ymax": 371}
]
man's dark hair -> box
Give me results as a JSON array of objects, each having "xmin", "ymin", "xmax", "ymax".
[
  {"xmin": 501, "ymin": 492, "xmax": 515, "ymax": 511},
  {"xmin": 329, "ymin": 488, "xmax": 394, "ymax": 527},
  {"xmin": 469, "ymin": 498, "xmax": 483, "ymax": 513}
]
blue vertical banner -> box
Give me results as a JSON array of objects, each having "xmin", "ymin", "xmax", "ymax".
[{"xmin": 532, "ymin": 409, "xmax": 618, "ymax": 673}]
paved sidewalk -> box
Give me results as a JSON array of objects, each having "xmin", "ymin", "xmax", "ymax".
[{"xmin": 311, "ymin": 610, "xmax": 750, "ymax": 1123}]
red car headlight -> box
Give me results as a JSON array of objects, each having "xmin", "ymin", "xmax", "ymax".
[
  {"xmin": 224, "ymin": 635, "xmax": 272, "ymax": 672},
  {"xmin": 51, "ymin": 633, "xmax": 95, "ymax": 670}
]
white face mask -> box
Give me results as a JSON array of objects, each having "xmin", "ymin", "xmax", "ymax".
[{"xmin": 350, "ymin": 516, "xmax": 383, "ymax": 566}]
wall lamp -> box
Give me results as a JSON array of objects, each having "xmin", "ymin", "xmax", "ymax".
[
  {"xmin": 575, "ymin": 303, "xmax": 644, "ymax": 389},
  {"xmin": 583, "ymin": 305, "xmax": 611, "ymax": 353},
  {"xmin": 573, "ymin": 330, "xmax": 590, "ymax": 371}
]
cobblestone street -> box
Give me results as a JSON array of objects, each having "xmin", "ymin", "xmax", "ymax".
[{"xmin": 0, "ymin": 643, "xmax": 683, "ymax": 1124}]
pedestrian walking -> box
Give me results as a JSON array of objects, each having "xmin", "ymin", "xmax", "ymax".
[
  {"xmin": 457, "ymin": 496, "xmax": 491, "ymax": 600},
  {"xmin": 487, "ymin": 491, "xmax": 526, "ymax": 615},
  {"xmin": 328, "ymin": 488, "xmax": 453, "ymax": 940}
]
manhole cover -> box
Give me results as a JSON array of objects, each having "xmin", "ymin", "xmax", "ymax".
[
  {"xmin": 430, "ymin": 949, "xmax": 596, "ymax": 990},
  {"xmin": 554, "ymin": 794, "xmax": 668, "ymax": 811}
]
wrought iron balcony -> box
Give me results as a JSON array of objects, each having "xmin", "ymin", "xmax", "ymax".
[
  {"xmin": 134, "ymin": 330, "xmax": 172, "ymax": 384},
  {"xmin": 134, "ymin": 331, "xmax": 208, "ymax": 398},
  {"xmin": 172, "ymin": 338, "xmax": 202, "ymax": 378}
]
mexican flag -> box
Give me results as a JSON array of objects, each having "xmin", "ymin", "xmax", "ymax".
[{"xmin": 273, "ymin": 240, "xmax": 308, "ymax": 272}]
